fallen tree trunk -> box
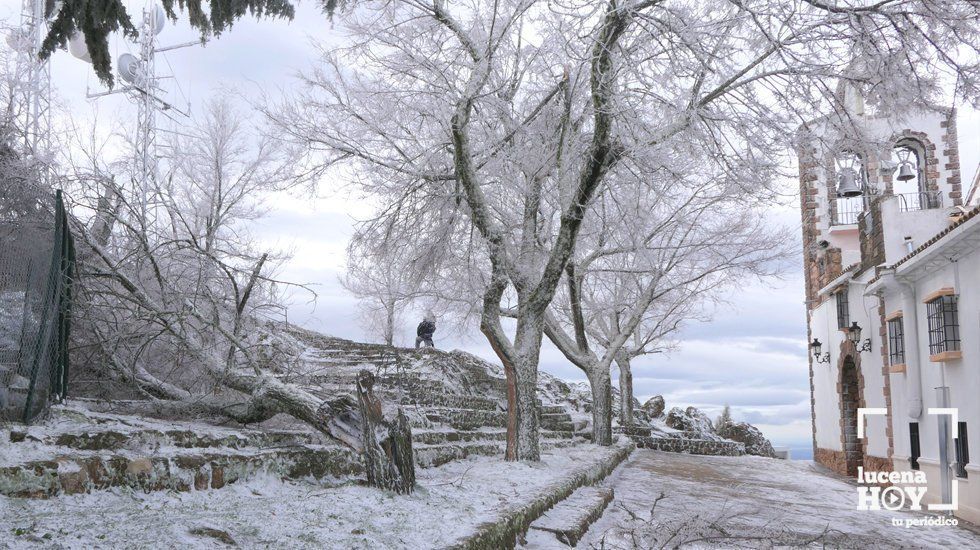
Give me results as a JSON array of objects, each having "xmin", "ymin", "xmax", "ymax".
[{"xmin": 72, "ymin": 222, "xmax": 416, "ymax": 493}]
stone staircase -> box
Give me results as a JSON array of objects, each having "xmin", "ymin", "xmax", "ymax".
[
  {"xmin": 0, "ymin": 407, "xmax": 364, "ymax": 498},
  {"xmin": 1, "ymin": 328, "xmax": 588, "ymax": 498},
  {"xmin": 282, "ymin": 327, "xmax": 585, "ymax": 465}
]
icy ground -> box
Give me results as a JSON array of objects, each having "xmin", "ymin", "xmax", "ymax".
[
  {"xmin": 538, "ymin": 450, "xmax": 980, "ymax": 549},
  {"xmin": 0, "ymin": 443, "xmax": 622, "ymax": 548}
]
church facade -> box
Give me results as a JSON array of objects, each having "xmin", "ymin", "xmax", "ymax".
[{"xmin": 799, "ymin": 95, "xmax": 980, "ymax": 524}]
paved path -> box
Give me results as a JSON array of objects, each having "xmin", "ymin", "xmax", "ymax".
[{"xmin": 543, "ymin": 450, "xmax": 980, "ymax": 549}]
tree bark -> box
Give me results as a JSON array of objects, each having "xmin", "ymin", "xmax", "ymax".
[
  {"xmin": 354, "ymin": 370, "xmax": 415, "ymax": 494},
  {"xmin": 587, "ymin": 366, "xmax": 613, "ymax": 446},
  {"xmin": 617, "ymin": 354, "xmax": 634, "ymax": 428},
  {"xmin": 383, "ymin": 299, "xmax": 395, "ymax": 346},
  {"xmin": 509, "ymin": 312, "xmax": 544, "ymax": 461}
]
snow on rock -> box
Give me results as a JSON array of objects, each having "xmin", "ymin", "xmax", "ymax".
[
  {"xmin": 717, "ymin": 421, "xmax": 777, "ymax": 458},
  {"xmin": 664, "ymin": 406, "xmax": 722, "ymax": 441},
  {"xmin": 641, "ymin": 395, "xmax": 665, "ymax": 418}
]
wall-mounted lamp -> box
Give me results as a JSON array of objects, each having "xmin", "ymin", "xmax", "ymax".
[
  {"xmin": 848, "ymin": 322, "xmax": 873, "ymax": 353},
  {"xmin": 810, "ymin": 338, "xmax": 831, "ymax": 364}
]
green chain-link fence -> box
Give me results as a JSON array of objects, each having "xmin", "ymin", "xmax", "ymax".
[{"xmin": 0, "ymin": 189, "xmax": 75, "ymax": 423}]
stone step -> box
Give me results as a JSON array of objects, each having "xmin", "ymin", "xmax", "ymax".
[
  {"xmin": 414, "ymin": 441, "xmax": 504, "ymax": 468},
  {"xmin": 529, "ymin": 486, "xmax": 615, "ymax": 546},
  {"xmin": 414, "ymin": 429, "xmax": 508, "ymax": 445},
  {"xmin": 539, "ymin": 405, "xmax": 566, "ymax": 415},
  {"xmin": 395, "ymin": 390, "xmax": 500, "ymax": 412},
  {"xmin": 414, "ymin": 437, "xmax": 584, "ymax": 469},
  {"xmin": 422, "ymin": 407, "xmax": 508, "ymax": 430},
  {"xmin": 0, "ymin": 445, "xmax": 364, "ymax": 498},
  {"xmin": 413, "ymin": 429, "xmax": 577, "ymax": 445},
  {"xmin": 22, "ymin": 427, "xmax": 317, "ymax": 452},
  {"xmin": 544, "ymin": 423, "xmax": 576, "ymax": 433}
]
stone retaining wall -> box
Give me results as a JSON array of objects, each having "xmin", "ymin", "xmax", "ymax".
[
  {"xmin": 634, "ymin": 436, "xmax": 745, "ymax": 456},
  {"xmin": 446, "ymin": 442, "xmax": 634, "ymax": 550}
]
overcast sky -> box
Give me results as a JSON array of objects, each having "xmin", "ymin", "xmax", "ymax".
[{"xmin": 4, "ymin": 1, "xmax": 978, "ymax": 454}]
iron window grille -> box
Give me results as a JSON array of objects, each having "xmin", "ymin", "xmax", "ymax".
[
  {"xmin": 955, "ymin": 422, "xmax": 969, "ymax": 479},
  {"xmin": 887, "ymin": 317, "xmax": 905, "ymax": 365},
  {"xmin": 926, "ymin": 295, "xmax": 960, "ymax": 355},
  {"xmin": 836, "ymin": 291, "xmax": 850, "ymax": 330},
  {"xmin": 910, "ymin": 422, "xmax": 920, "ymax": 470}
]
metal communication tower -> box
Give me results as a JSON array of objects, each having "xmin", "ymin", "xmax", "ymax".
[
  {"xmin": 10, "ymin": 0, "xmax": 52, "ymax": 176},
  {"xmin": 85, "ymin": 3, "xmax": 193, "ymax": 222},
  {"xmin": 135, "ymin": 5, "xmax": 161, "ymax": 219}
]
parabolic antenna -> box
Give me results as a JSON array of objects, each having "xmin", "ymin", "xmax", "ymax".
[
  {"xmin": 68, "ymin": 33, "xmax": 92, "ymax": 63},
  {"xmin": 150, "ymin": 5, "xmax": 167, "ymax": 36},
  {"xmin": 4, "ymin": 29, "xmax": 29, "ymax": 52},
  {"xmin": 117, "ymin": 53, "xmax": 144, "ymax": 86}
]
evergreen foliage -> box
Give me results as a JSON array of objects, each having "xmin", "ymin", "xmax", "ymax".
[
  {"xmin": 39, "ymin": 0, "xmax": 344, "ymax": 86},
  {"xmin": 716, "ymin": 404, "xmax": 733, "ymax": 433}
]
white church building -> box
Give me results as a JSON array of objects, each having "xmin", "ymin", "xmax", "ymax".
[{"xmin": 799, "ymin": 91, "xmax": 980, "ymax": 524}]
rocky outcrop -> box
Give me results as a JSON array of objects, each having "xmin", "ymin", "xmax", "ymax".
[
  {"xmin": 621, "ymin": 396, "xmax": 776, "ymax": 458},
  {"xmin": 664, "ymin": 406, "xmax": 721, "ymax": 441},
  {"xmin": 641, "ymin": 395, "xmax": 665, "ymax": 418},
  {"xmin": 716, "ymin": 421, "xmax": 776, "ymax": 458}
]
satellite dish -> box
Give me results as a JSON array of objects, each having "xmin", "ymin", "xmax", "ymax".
[
  {"xmin": 68, "ymin": 32, "xmax": 92, "ymax": 63},
  {"xmin": 150, "ymin": 5, "xmax": 167, "ymax": 36},
  {"xmin": 117, "ymin": 53, "xmax": 144, "ymax": 86},
  {"xmin": 4, "ymin": 29, "xmax": 29, "ymax": 52}
]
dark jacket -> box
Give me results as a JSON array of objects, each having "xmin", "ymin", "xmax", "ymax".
[{"xmin": 417, "ymin": 320, "xmax": 436, "ymax": 339}]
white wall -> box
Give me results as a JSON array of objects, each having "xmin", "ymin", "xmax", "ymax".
[
  {"xmin": 880, "ymin": 197, "xmax": 951, "ymax": 264},
  {"xmin": 809, "ymin": 301, "xmax": 842, "ymax": 450}
]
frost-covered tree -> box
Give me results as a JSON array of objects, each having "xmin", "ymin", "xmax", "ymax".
[
  {"xmin": 342, "ymin": 240, "xmax": 424, "ymax": 346},
  {"xmin": 66, "ymin": 97, "xmax": 296, "ymax": 400},
  {"xmin": 541, "ymin": 162, "xmax": 791, "ymax": 444},
  {"xmin": 63, "ymin": 96, "xmax": 416, "ymax": 491},
  {"xmin": 716, "ymin": 404, "xmax": 733, "ymax": 432},
  {"xmin": 267, "ymin": 0, "xmax": 980, "ymax": 460}
]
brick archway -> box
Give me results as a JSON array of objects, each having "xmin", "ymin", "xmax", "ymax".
[{"xmin": 884, "ymin": 130, "xmax": 941, "ymax": 197}]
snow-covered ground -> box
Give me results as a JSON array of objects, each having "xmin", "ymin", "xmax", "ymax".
[
  {"xmin": 559, "ymin": 450, "xmax": 980, "ymax": 549},
  {"xmin": 0, "ymin": 443, "xmax": 622, "ymax": 548}
]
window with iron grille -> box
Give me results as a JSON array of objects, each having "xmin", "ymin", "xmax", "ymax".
[
  {"xmin": 836, "ymin": 291, "xmax": 850, "ymax": 329},
  {"xmin": 887, "ymin": 317, "xmax": 905, "ymax": 365},
  {"xmin": 926, "ymin": 295, "xmax": 960, "ymax": 355},
  {"xmin": 909, "ymin": 422, "xmax": 920, "ymax": 470},
  {"xmin": 955, "ymin": 422, "xmax": 969, "ymax": 478}
]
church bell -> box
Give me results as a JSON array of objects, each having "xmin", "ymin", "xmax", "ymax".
[
  {"xmin": 896, "ymin": 162, "xmax": 916, "ymax": 182},
  {"xmin": 836, "ymin": 168, "xmax": 863, "ymax": 197}
]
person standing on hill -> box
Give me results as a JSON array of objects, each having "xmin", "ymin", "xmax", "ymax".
[{"xmin": 415, "ymin": 312, "xmax": 436, "ymax": 349}]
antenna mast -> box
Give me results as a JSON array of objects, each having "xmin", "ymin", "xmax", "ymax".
[
  {"xmin": 10, "ymin": 0, "xmax": 52, "ymax": 180},
  {"xmin": 82, "ymin": 2, "xmax": 195, "ymax": 222},
  {"xmin": 135, "ymin": 4, "xmax": 160, "ymax": 220}
]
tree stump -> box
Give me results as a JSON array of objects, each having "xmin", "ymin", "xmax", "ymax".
[{"xmin": 355, "ymin": 369, "xmax": 415, "ymax": 494}]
